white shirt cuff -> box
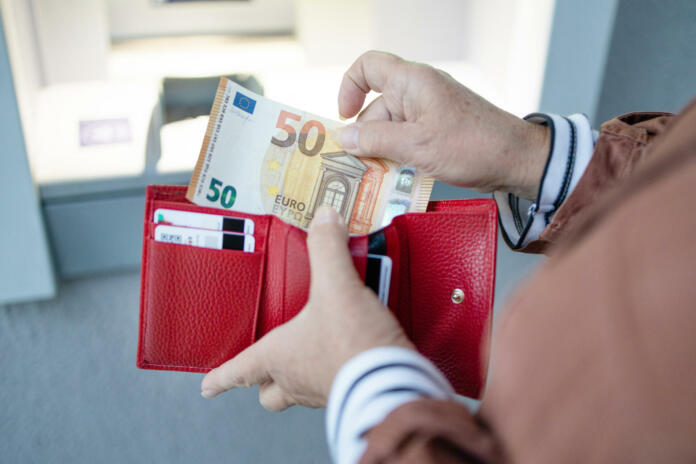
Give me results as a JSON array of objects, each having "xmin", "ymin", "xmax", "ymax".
[
  {"xmin": 495, "ymin": 112, "xmax": 595, "ymax": 249},
  {"xmin": 325, "ymin": 347, "xmax": 454, "ymax": 464}
]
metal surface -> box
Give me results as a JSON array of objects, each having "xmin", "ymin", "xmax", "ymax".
[{"xmin": 451, "ymin": 288, "xmax": 465, "ymax": 304}]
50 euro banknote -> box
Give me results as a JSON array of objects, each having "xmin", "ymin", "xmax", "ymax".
[{"xmin": 186, "ymin": 78, "xmax": 433, "ymax": 234}]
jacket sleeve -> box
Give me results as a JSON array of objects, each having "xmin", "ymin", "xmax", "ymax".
[
  {"xmin": 358, "ymin": 399, "xmax": 505, "ymax": 464},
  {"xmin": 520, "ymin": 112, "xmax": 674, "ymax": 253}
]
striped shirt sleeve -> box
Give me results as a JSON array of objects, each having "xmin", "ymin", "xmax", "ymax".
[
  {"xmin": 325, "ymin": 347, "xmax": 454, "ymax": 464},
  {"xmin": 495, "ymin": 113, "xmax": 597, "ymax": 249}
]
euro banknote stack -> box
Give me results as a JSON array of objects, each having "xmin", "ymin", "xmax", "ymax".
[{"xmin": 187, "ymin": 78, "xmax": 433, "ymax": 234}]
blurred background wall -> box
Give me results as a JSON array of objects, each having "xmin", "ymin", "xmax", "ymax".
[{"xmin": 1, "ymin": 0, "xmax": 695, "ymax": 462}]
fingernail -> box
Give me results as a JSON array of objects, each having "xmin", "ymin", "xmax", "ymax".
[
  {"xmin": 337, "ymin": 123, "xmax": 359, "ymax": 150},
  {"xmin": 311, "ymin": 205, "xmax": 342, "ymax": 230},
  {"xmin": 201, "ymin": 389, "xmax": 218, "ymax": 399},
  {"xmin": 339, "ymin": 114, "xmax": 348, "ymax": 121}
]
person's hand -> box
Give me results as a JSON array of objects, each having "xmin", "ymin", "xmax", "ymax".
[
  {"xmin": 337, "ymin": 51, "xmax": 550, "ymax": 200},
  {"xmin": 200, "ymin": 206, "xmax": 413, "ymax": 410}
]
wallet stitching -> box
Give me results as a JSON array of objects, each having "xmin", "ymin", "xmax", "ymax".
[{"xmin": 140, "ymin": 361, "xmax": 209, "ymax": 371}]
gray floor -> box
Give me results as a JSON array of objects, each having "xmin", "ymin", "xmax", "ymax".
[
  {"xmin": 0, "ymin": 185, "xmax": 542, "ymax": 464},
  {"xmin": 0, "ymin": 272, "xmax": 330, "ymax": 464}
]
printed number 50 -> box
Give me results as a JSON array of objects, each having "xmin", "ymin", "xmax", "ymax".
[
  {"xmin": 206, "ymin": 177, "xmax": 236, "ymax": 208},
  {"xmin": 271, "ymin": 110, "xmax": 326, "ymax": 156}
]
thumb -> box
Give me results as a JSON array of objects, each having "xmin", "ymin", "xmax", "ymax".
[
  {"xmin": 307, "ymin": 206, "xmax": 361, "ymax": 293},
  {"xmin": 200, "ymin": 335, "xmax": 273, "ymax": 398},
  {"xmin": 337, "ymin": 120, "xmax": 419, "ymax": 164}
]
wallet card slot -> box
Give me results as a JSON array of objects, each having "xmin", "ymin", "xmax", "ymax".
[
  {"xmin": 138, "ymin": 239, "xmax": 265, "ymax": 371},
  {"xmin": 147, "ymin": 200, "xmax": 271, "ymax": 252}
]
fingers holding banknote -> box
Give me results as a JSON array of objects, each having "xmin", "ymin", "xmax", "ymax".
[
  {"xmin": 337, "ymin": 50, "xmax": 550, "ymax": 200},
  {"xmin": 201, "ymin": 206, "xmax": 413, "ymax": 409}
]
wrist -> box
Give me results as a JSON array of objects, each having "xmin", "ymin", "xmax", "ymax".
[
  {"xmin": 501, "ymin": 119, "xmax": 550, "ymax": 200},
  {"xmin": 327, "ymin": 336, "xmax": 416, "ymax": 396}
]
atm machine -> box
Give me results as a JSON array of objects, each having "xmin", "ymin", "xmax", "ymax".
[
  {"xmin": 1, "ymin": 0, "xmax": 557, "ymax": 304},
  {"xmin": 0, "ymin": 0, "xmax": 293, "ymax": 284}
]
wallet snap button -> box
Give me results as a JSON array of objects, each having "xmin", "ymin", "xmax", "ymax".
[{"xmin": 451, "ymin": 288, "xmax": 465, "ymax": 304}]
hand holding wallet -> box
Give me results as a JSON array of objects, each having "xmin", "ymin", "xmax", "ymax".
[{"xmin": 138, "ymin": 185, "xmax": 497, "ymax": 398}]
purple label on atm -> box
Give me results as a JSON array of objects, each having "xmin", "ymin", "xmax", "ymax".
[{"xmin": 79, "ymin": 118, "xmax": 132, "ymax": 146}]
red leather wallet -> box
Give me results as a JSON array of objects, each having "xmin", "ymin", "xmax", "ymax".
[{"xmin": 138, "ymin": 185, "xmax": 497, "ymax": 398}]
